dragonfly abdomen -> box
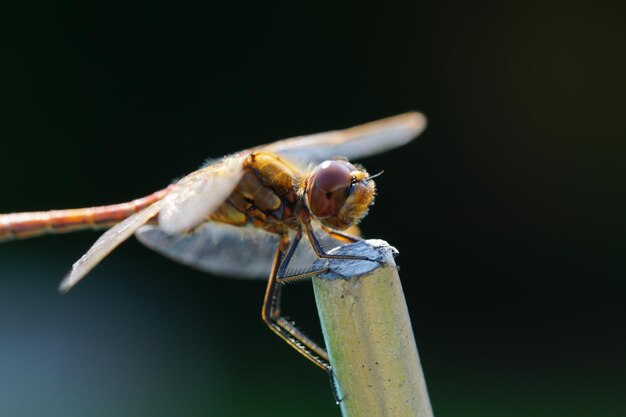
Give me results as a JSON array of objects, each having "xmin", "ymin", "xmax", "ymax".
[{"xmin": 0, "ymin": 188, "xmax": 170, "ymax": 242}]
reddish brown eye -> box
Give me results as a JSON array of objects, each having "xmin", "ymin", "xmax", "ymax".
[{"xmin": 307, "ymin": 160, "xmax": 353, "ymax": 218}]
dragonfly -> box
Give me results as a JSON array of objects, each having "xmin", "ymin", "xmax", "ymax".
[{"xmin": 0, "ymin": 112, "xmax": 426, "ymax": 372}]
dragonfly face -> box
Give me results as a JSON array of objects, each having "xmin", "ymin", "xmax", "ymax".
[
  {"xmin": 305, "ymin": 160, "xmax": 375, "ymax": 230},
  {"xmin": 0, "ymin": 112, "xmax": 427, "ymax": 374}
]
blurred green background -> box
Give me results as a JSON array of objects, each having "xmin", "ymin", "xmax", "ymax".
[{"xmin": 1, "ymin": 1, "xmax": 625, "ymax": 416}]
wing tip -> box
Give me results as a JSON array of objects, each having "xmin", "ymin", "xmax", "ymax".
[
  {"xmin": 364, "ymin": 111, "xmax": 427, "ymax": 142},
  {"xmin": 398, "ymin": 111, "xmax": 427, "ymax": 136},
  {"xmin": 58, "ymin": 266, "xmax": 84, "ymax": 294},
  {"xmin": 58, "ymin": 274, "xmax": 74, "ymax": 294}
]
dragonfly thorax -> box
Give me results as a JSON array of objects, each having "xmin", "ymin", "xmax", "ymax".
[{"xmin": 204, "ymin": 152, "xmax": 302, "ymax": 234}]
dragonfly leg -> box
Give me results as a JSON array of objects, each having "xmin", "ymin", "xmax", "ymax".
[
  {"xmin": 305, "ymin": 221, "xmax": 375, "ymax": 262},
  {"xmin": 320, "ymin": 224, "xmax": 363, "ymax": 244},
  {"xmin": 262, "ymin": 232, "xmax": 331, "ymax": 371}
]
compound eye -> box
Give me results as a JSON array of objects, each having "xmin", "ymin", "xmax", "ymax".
[{"xmin": 307, "ymin": 160, "xmax": 353, "ymax": 218}]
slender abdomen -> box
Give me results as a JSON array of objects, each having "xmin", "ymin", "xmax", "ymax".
[{"xmin": 0, "ymin": 187, "xmax": 171, "ymax": 242}]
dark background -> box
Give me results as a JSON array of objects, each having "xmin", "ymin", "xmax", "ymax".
[{"xmin": 1, "ymin": 1, "xmax": 625, "ymax": 416}]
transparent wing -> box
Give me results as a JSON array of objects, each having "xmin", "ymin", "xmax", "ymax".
[
  {"xmin": 158, "ymin": 155, "xmax": 246, "ymax": 235},
  {"xmin": 260, "ymin": 112, "xmax": 426, "ymax": 164},
  {"xmin": 59, "ymin": 199, "xmax": 167, "ymax": 292},
  {"xmin": 136, "ymin": 223, "xmax": 277, "ymax": 278},
  {"xmin": 135, "ymin": 222, "xmax": 352, "ymax": 279},
  {"xmin": 155, "ymin": 113, "xmax": 424, "ymax": 234}
]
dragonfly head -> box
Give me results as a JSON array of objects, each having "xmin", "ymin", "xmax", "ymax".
[{"xmin": 305, "ymin": 160, "xmax": 376, "ymax": 230}]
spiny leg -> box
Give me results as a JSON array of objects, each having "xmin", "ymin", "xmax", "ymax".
[
  {"xmin": 305, "ymin": 221, "xmax": 375, "ymax": 262},
  {"xmin": 267, "ymin": 222, "xmax": 378, "ymax": 349},
  {"xmin": 320, "ymin": 224, "xmax": 363, "ymax": 244},
  {"xmin": 262, "ymin": 227, "xmax": 360, "ymax": 402},
  {"xmin": 262, "ymin": 232, "xmax": 330, "ymax": 371}
]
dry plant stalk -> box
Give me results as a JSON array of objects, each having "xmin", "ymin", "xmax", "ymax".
[{"xmin": 312, "ymin": 240, "xmax": 433, "ymax": 417}]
